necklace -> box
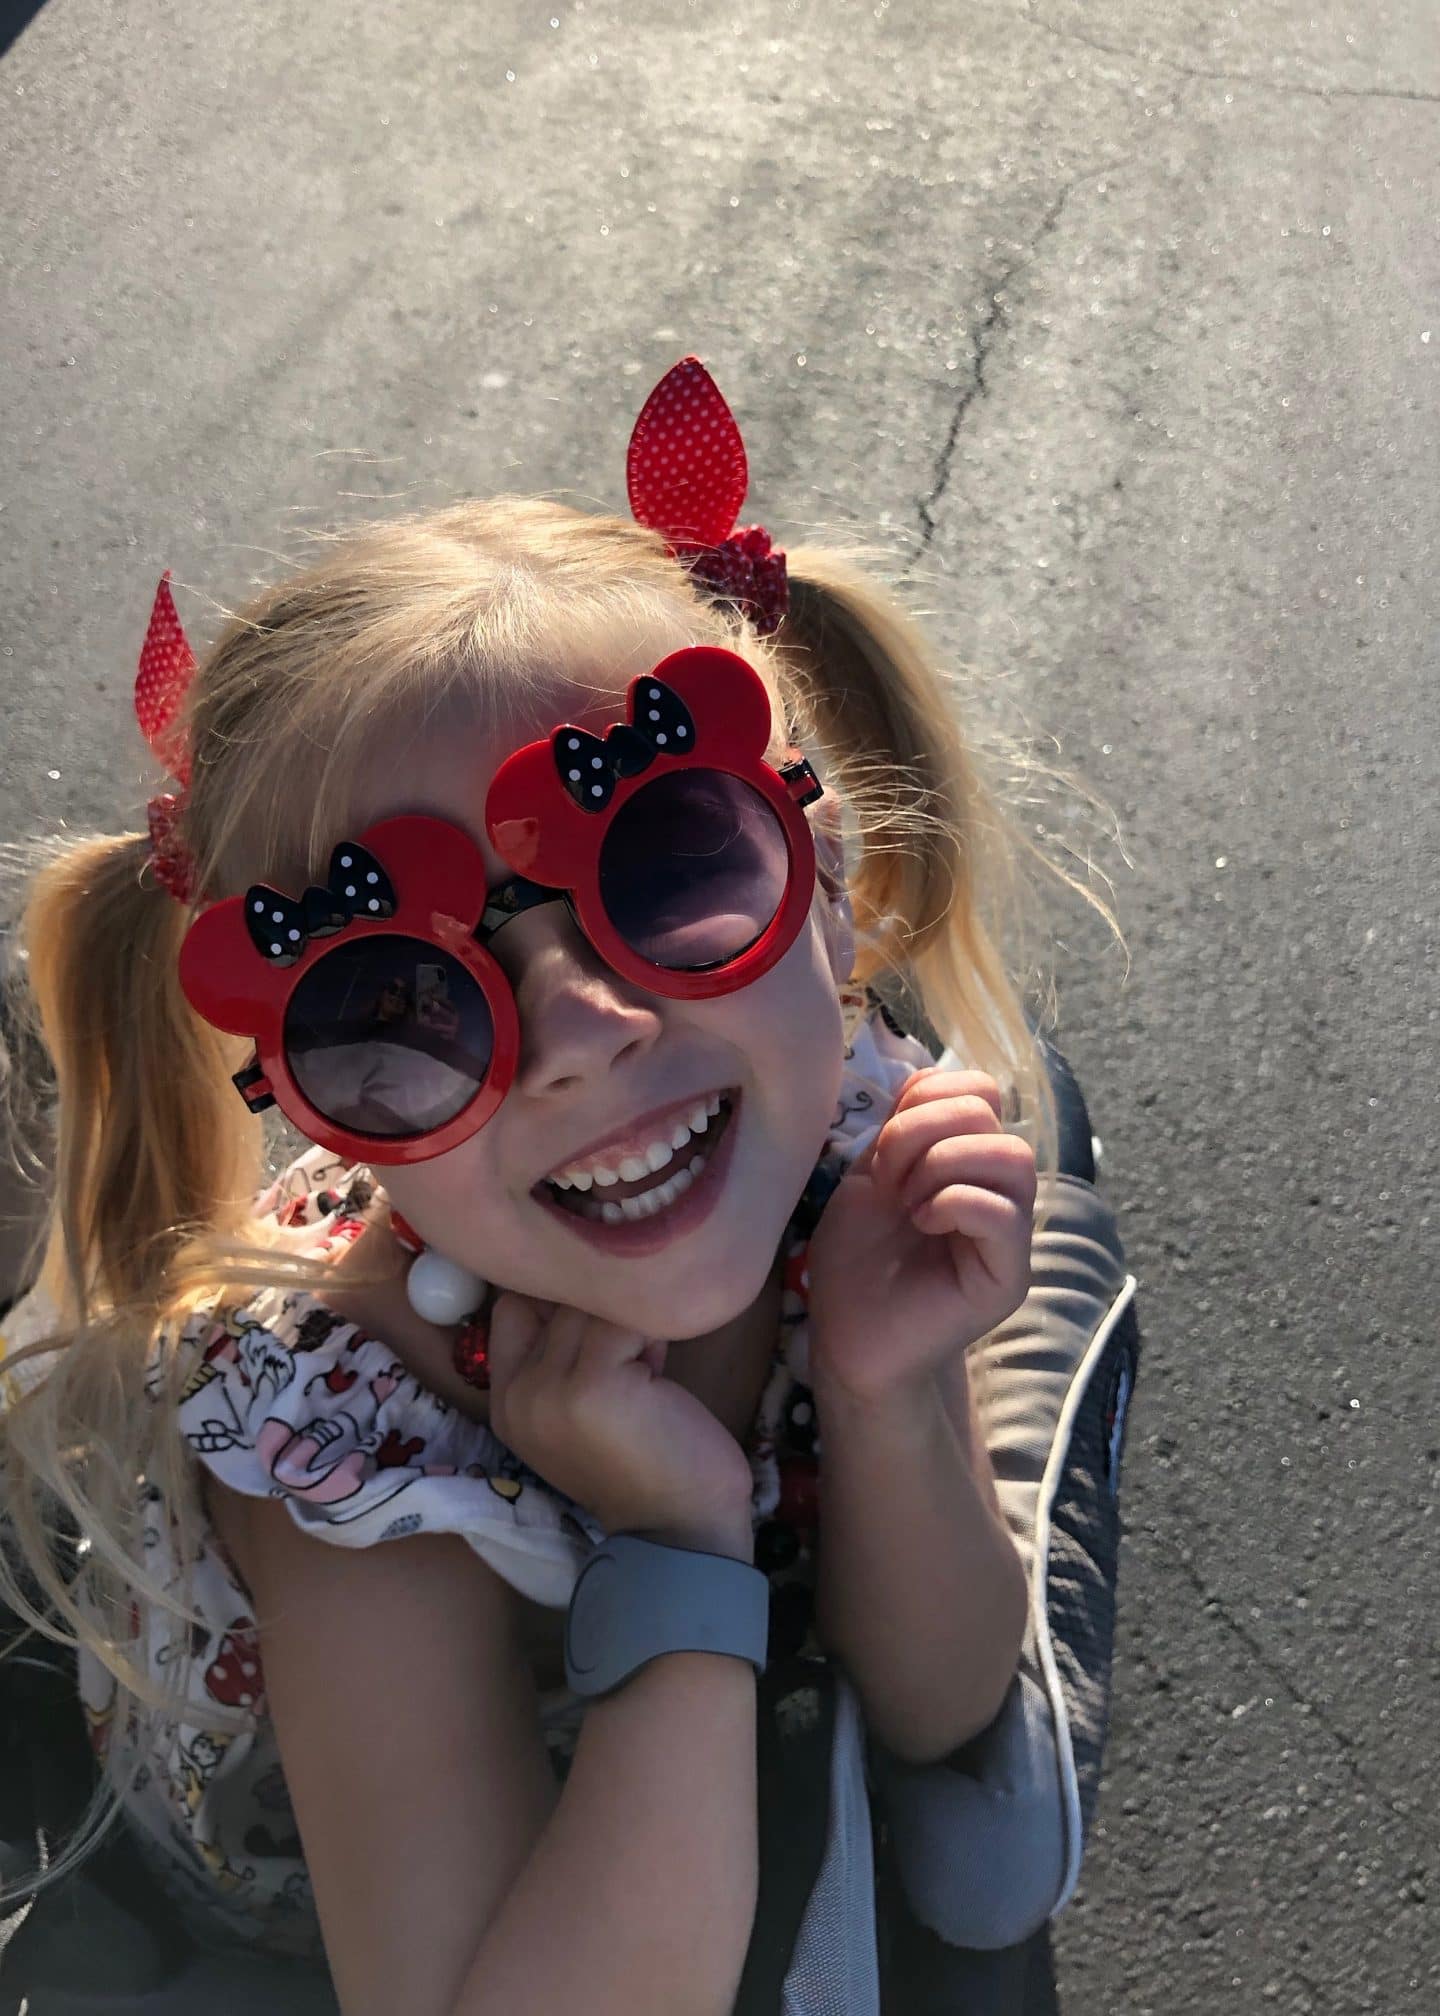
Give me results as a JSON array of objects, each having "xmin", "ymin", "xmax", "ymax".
[{"xmin": 390, "ymin": 1209, "xmax": 492, "ymax": 1389}]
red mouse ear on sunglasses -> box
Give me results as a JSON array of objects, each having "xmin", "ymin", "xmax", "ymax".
[
  {"xmin": 178, "ymin": 816, "xmax": 496, "ymax": 1040},
  {"xmin": 484, "ymin": 645, "xmax": 778, "ymax": 887},
  {"xmin": 179, "ymin": 898, "xmax": 277, "ymax": 1038}
]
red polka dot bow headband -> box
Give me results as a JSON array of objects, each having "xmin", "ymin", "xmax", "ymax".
[{"xmin": 136, "ymin": 356, "xmax": 788, "ymax": 901}]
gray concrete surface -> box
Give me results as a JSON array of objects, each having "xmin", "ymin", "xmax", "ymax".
[{"xmin": 2, "ymin": 1, "xmax": 1437, "ymax": 2009}]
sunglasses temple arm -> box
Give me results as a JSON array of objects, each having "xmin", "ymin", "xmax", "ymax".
[
  {"xmin": 233, "ymin": 1054, "xmax": 277, "ymax": 1115},
  {"xmin": 778, "ymin": 754, "xmax": 824, "ymax": 809}
]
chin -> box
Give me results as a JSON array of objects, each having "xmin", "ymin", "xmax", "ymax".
[{"xmin": 632, "ymin": 1210, "xmax": 788, "ymax": 1340}]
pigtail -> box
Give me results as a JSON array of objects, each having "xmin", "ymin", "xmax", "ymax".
[
  {"xmin": 0, "ymin": 831, "xmax": 273, "ymax": 1899},
  {"xmin": 775, "ymin": 547, "xmax": 1124, "ymax": 1204},
  {"xmin": 20, "ymin": 833, "xmax": 260, "ymax": 1323}
]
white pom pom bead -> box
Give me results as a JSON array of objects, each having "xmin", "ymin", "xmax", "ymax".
[{"xmin": 405, "ymin": 1248, "xmax": 486, "ymax": 1326}]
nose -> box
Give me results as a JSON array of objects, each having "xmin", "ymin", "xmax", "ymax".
[{"xmin": 500, "ymin": 901, "xmax": 664, "ymax": 1099}]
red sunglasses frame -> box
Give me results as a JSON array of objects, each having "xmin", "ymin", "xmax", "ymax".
[{"xmin": 178, "ymin": 646, "xmax": 825, "ymax": 1165}]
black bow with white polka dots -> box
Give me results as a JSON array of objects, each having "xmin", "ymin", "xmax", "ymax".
[
  {"xmin": 551, "ymin": 678, "xmax": 697, "ymax": 813},
  {"xmin": 244, "ymin": 842, "xmax": 397, "ymax": 967}
]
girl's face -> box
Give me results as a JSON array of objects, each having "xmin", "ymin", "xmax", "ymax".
[{"xmin": 348, "ymin": 682, "xmax": 856, "ymax": 1341}]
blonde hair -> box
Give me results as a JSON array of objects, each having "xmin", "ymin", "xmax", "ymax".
[{"xmin": 0, "ymin": 496, "xmax": 1126, "ymax": 1892}]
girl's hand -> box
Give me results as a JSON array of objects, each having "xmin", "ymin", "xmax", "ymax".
[
  {"xmin": 805, "ymin": 1069, "xmax": 1038, "ymax": 1408},
  {"xmin": 485, "ymin": 1294, "xmax": 755, "ymax": 1552}
]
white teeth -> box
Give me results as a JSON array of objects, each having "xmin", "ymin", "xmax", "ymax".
[
  {"xmin": 547, "ymin": 1092, "xmax": 728, "ymax": 1189},
  {"xmin": 568, "ymin": 1138, "xmax": 723, "ymax": 1224},
  {"xmin": 597, "ymin": 1163, "xmax": 698, "ymax": 1223}
]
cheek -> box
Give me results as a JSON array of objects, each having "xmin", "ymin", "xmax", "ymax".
[
  {"xmin": 731, "ymin": 924, "xmax": 848, "ymax": 1112},
  {"xmin": 380, "ymin": 1136, "xmax": 509, "ymax": 1263}
]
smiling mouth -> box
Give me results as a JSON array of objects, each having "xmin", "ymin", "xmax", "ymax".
[{"xmin": 536, "ymin": 1094, "xmax": 738, "ymax": 1225}]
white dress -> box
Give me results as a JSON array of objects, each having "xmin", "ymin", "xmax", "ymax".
[{"xmin": 0, "ymin": 1000, "xmax": 937, "ymax": 1963}]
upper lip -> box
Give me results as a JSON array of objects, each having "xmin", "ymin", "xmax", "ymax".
[{"xmin": 535, "ymin": 1086, "xmax": 735, "ymax": 1187}]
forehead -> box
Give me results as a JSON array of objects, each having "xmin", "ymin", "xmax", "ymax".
[{"xmin": 350, "ymin": 676, "xmax": 629, "ymax": 884}]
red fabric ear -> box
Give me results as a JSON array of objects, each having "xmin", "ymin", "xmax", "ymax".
[
  {"xmin": 626, "ymin": 356, "xmax": 749, "ymax": 548},
  {"xmin": 135, "ymin": 572, "xmax": 197, "ymax": 788}
]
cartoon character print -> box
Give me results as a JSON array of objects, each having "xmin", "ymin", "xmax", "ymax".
[
  {"xmin": 259, "ymin": 1148, "xmax": 361, "ymax": 1228},
  {"xmin": 255, "ymin": 1410, "xmax": 372, "ymax": 1505},
  {"xmin": 310, "ymin": 1213, "xmax": 369, "ymax": 1260},
  {"xmin": 289, "ymin": 1304, "xmax": 354, "ymax": 1356},
  {"xmin": 185, "ymin": 1319, "xmax": 298, "ymax": 1459},
  {"xmin": 179, "ymin": 1313, "xmax": 248, "ymax": 1405},
  {"xmin": 240, "ymin": 1764, "xmax": 305, "ymax": 1862},
  {"xmin": 251, "ymin": 1346, "xmax": 535, "ymax": 1513},
  {"xmin": 174, "ymin": 1730, "xmax": 255, "ymax": 1893},
  {"xmin": 205, "ymin": 1619, "xmax": 266, "ymax": 1714},
  {"xmin": 180, "ymin": 1306, "xmax": 296, "ymax": 1411}
]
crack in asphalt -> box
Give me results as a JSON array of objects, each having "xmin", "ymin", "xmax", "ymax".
[
  {"xmin": 904, "ymin": 0, "xmax": 1432, "ymax": 572},
  {"xmin": 907, "ymin": 153, "xmax": 1133, "ymax": 568},
  {"xmin": 1155, "ymin": 1533, "xmax": 1440, "ymax": 1859},
  {"xmin": 1022, "ymin": 5, "xmax": 1440, "ymax": 106}
]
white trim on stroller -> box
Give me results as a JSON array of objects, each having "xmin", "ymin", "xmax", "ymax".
[{"xmin": 1032, "ymin": 1268, "xmax": 1138, "ymax": 1913}]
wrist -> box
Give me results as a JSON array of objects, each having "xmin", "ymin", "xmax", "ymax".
[
  {"xmin": 628, "ymin": 1511, "xmax": 756, "ymax": 1565},
  {"xmin": 811, "ymin": 1361, "xmax": 948, "ymax": 1449}
]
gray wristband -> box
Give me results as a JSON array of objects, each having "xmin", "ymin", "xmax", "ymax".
[{"xmin": 564, "ymin": 1532, "xmax": 770, "ymax": 1700}]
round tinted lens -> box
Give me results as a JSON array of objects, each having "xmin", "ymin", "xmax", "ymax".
[
  {"xmin": 598, "ymin": 768, "xmax": 791, "ymax": 972},
  {"xmin": 285, "ymin": 936, "xmax": 494, "ymax": 1139}
]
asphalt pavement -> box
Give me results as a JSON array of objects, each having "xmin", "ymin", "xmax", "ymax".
[{"xmin": 2, "ymin": 2, "xmax": 1437, "ymax": 2009}]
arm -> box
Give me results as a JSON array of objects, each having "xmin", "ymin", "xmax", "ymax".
[
  {"xmin": 810, "ymin": 1355, "xmax": 1026, "ymax": 1767},
  {"xmin": 214, "ymin": 1482, "xmax": 758, "ymax": 2016}
]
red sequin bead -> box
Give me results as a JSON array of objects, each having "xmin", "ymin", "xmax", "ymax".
[{"xmin": 452, "ymin": 1317, "xmax": 491, "ymax": 1390}]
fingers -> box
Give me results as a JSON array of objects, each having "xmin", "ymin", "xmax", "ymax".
[
  {"xmin": 486, "ymin": 1291, "xmax": 660, "ymax": 1391},
  {"xmin": 865, "ymin": 1072, "xmax": 1011, "ymax": 1198},
  {"xmin": 897, "ymin": 1131, "xmax": 1038, "ymax": 1218},
  {"xmin": 894, "ymin": 1068, "xmax": 1006, "ymax": 1125},
  {"xmin": 569, "ymin": 1318, "xmax": 667, "ymax": 1383},
  {"xmin": 914, "ymin": 1183, "xmax": 1035, "ymax": 1310}
]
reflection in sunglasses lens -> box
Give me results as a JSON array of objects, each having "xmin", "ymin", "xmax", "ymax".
[
  {"xmin": 598, "ymin": 769, "xmax": 789, "ymax": 971},
  {"xmin": 285, "ymin": 936, "xmax": 494, "ymax": 1138}
]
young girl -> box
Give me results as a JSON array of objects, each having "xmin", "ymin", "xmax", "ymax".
[{"xmin": 0, "ymin": 358, "xmax": 1124, "ymax": 2014}]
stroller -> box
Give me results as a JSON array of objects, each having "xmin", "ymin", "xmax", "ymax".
[{"xmin": 0, "ymin": 972, "xmax": 1140, "ymax": 2016}]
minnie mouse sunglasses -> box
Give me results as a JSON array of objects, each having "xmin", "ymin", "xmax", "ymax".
[{"xmin": 178, "ymin": 647, "xmax": 824, "ymax": 1165}]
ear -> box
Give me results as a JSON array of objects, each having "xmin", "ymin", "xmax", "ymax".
[{"xmin": 808, "ymin": 794, "xmax": 855, "ymax": 987}]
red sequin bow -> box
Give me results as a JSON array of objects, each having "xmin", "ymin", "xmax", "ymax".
[
  {"xmin": 135, "ymin": 571, "xmax": 199, "ymax": 902},
  {"xmin": 627, "ymin": 356, "xmax": 789, "ymax": 636}
]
